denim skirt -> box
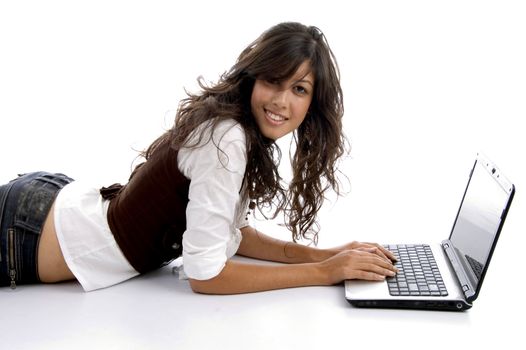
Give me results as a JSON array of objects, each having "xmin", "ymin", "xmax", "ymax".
[{"xmin": 0, "ymin": 172, "xmax": 74, "ymax": 288}]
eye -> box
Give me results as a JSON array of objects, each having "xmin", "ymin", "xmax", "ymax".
[{"xmin": 294, "ymin": 85, "xmax": 309, "ymax": 95}]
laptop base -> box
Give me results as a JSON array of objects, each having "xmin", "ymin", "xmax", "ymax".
[{"xmin": 347, "ymin": 299, "xmax": 472, "ymax": 311}]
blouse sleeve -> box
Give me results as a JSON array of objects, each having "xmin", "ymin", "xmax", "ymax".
[{"xmin": 178, "ymin": 120, "xmax": 247, "ymax": 280}]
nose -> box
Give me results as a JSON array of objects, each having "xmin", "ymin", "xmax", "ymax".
[{"xmin": 270, "ymin": 89, "xmax": 288, "ymax": 110}]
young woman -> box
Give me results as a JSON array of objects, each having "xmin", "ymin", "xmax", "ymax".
[{"xmin": 0, "ymin": 22, "xmax": 397, "ymax": 293}]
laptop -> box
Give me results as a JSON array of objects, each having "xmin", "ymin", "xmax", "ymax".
[{"xmin": 345, "ymin": 153, "xmax": 515, "ymax": 311}]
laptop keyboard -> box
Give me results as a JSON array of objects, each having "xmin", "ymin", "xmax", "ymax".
[{"xmin": 385, "ymin": 244, "xmax": 448, "ymax": 297}]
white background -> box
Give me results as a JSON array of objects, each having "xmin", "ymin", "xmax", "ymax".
[{"xmin": 1, "ymin": 1, "xmax": 525, "ymax": 349}]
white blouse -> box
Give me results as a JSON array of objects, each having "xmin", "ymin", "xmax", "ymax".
[
  {"xmin": 54, "ymin": 119, "xmax": 249, "ymax": 291},
  {"xmin": 178, "ymin": 120, "xmax": 249, "ymax": 280}
]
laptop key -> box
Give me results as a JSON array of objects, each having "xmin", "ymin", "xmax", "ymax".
[{"xmin": 429, "ymin": 284, "xmax": 439, "ymax": 291}]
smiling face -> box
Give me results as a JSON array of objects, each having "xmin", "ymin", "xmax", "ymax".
[{"xmin": 250, "ymin": 61, "xmax": 315, "ymax": 140}]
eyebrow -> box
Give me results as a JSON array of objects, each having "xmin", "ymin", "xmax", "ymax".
[
  {"xmin": 293, "ymin": 70, "xmax": 315, "ymax": 86},
  {"xmin": 296, "ymin": 78, "xmax": 314, "ymax": 86}
]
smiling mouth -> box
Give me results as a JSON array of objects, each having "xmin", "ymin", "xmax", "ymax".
[{"xmin": 264, "ymin": 109, "xmax": 287, "ymax": 124}]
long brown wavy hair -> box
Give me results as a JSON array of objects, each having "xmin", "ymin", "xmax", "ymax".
[{"xmin": 142, "ymin": 22, "xmax": 347, "ymax": 244}]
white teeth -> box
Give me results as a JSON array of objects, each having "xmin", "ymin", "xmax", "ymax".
[{"xmin": 266, "ymin": 110, "xmax": 285, "ymax": 121}]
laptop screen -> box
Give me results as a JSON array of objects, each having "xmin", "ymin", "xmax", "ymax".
[{"xmin": 449, "ymin": 156, "xmax": 514, "ymax": 291}]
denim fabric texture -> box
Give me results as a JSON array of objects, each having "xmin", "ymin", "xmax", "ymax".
[{"xmin": 0, "ymin": 172, "xmax": 73, "ymax": 288}]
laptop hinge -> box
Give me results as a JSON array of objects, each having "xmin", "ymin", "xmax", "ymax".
[{"xmin": 441, "ymin": 240, "xmax": 476, "ymax": 301}]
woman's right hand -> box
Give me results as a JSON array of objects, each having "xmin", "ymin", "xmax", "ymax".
[{"xmin": 318, "ymin": 248, "xmax": 399, "ymax": 285}]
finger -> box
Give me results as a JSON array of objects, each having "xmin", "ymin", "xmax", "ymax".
[
  {"xmin": 381, "ymin": 247, "xmax": 397, "ymax": 262},
  {"xmin": 349, "ymin": 250, "xmax": 398, "ymax": 273},
  {"xmin": 355, "ymin": 261, "xmax": 397, "ymax": 277},
  {"xmin": 363, "ymin": 251, "xmax": 399, "ymax": 273},
  {"xmin": 351, "ymin": 271, "xmax": 386, "ymax": 281},
  {"xmin": 357, "ymin": 247, "xmax": 392, "ymax": 265},
  {"xmin": 364, "ymin": 242, "xmax": 397, "ymax": 262},
  {"xmin": 349, "ymin": 267, "xmax": 394, "ymax": 281}
]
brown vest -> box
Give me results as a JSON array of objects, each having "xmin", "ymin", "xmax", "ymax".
[{"xmin": 100, "ymin": 140, "xmax": 190, "ymax": 273}]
